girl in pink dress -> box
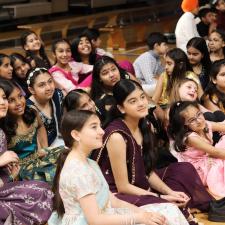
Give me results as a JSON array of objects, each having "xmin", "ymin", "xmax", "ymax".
[
  {"xmin": 49, "ymin": 39, "xmax": 93, "ymax": 95},
  {"xmin": 168, "ymin": 100, "xmax": 225, "ymax": 198}
]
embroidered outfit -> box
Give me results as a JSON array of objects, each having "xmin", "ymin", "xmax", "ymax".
[
  {"xmin": 92, "ymin": 119, "xmax": 212, "ymax": 213},
  {"xmin": 27, "ymin": 89, "xmax": 64, "ymax": 146},
  {"xmin": 7, "ymin": 118, "xmax": 63, "ymax": 184},
  {"xmin": 48, "ymin": 158, "xmax": 188, "ymax": 225},
  {"xmin": 0, "ymin": 128, "xmax": 53, "ymax": 225},
  {"xmin": 49, "ymin": 61, "xmax": 93, "ymax": 94}
]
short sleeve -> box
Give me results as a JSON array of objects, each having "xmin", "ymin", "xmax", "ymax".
[
  {"xmin": 72, "ymin": 174, "xmax": 96, "ymax": 199},
  {"xmin": 60, "ymin": 162, "xmax": 98, "ymax": 200}
]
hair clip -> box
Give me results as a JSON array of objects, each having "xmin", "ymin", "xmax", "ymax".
[{"xmin": 27, "ymin": 67, "xmax": 48, "ymax": 86}]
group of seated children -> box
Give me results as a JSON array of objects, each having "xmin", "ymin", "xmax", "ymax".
[{"xmin": 1, "ymin": 0, "xmax": 225, "ymax": 223}]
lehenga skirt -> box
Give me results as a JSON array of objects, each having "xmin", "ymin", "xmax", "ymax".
[{"xmin": 19, "ymin": 146, "xmax": 64, "ymax": 184}]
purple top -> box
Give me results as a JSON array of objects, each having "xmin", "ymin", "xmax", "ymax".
[{"xmin": 94, "ymin": 119, "xmax": 150, "ymax": 192}]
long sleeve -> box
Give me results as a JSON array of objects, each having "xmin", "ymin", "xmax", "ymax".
[
  {"xmin": 51, "ymin": 71, "xmax": 77, "ymax": 94},
  {"xmin": 175, "ymin": 12, "xmax": 200, "ymax": 52},
  {"xmin": 133, "ymin": 52, "xmax": 160, "ymax": 85}
]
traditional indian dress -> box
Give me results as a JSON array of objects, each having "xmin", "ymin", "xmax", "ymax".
[
  {"xmin": 92, "ymin": 119, "xmax": 212, "ymax": 213},
  {"xmin": 49, "ymin": 61, "xmax": 93, "ymax": 94},
  {"xmin": 0, "ymin": 128, "xmax": 53, "ymax": 225},
  {"xmin": 172, "ymin": 121, "xmax": 225, "ymax": 198},
  {"xmin": 27, "ymin": 89, "xmax": 64, "ymax": 146},
  {"xmin": 48, "ymin": 158, "xmax": 188, "ymax": 225},
  {"xmin": 7, "ymin": 118, "xmax": 63, "ymax": 184}
]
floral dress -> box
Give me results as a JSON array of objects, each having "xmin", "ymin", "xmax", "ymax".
[
  {"xmin": 48, "ymin": 158, "xmax": 188, "ymax": 225},
  {"xmin": 0, "ymin": 128, "xmax": 53, "ymax": 225}
]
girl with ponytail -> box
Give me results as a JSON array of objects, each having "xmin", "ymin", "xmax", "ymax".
[{"xmin": 49, "ymin": 110, "xmax": 189, "ymax": 225}]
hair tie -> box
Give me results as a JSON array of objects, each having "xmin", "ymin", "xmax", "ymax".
[{"xmin": 27, "ymin": 67, "xmax": 48, "ymax": 86}]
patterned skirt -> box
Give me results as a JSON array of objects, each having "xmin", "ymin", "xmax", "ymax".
[
  {"xmin": 19, "ymin": 146, "xmax": 64, "ymax": 184},
  {"xmin": 0, "ymin": 181, "xmax": 53, "ymax": 225}
]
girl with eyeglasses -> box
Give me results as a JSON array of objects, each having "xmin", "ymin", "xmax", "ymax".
[{"xmin": 168, "ymin": 100, "xmax": 225, "ymax": 198}]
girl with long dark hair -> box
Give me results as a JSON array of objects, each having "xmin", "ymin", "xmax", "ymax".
[
  {"xmin": 49, "ymin": 39, "xmax": 93, "ymax": 94},
  {"xmin": 2, "ymin": 82, "xmax": 63, "ymax": 183},
  {"xmin": 0, "ymin": 78, "xmax": 53, "ymax": 225},
  {"xmin": 10, "ymin": 52, "xmax": 31, "ymax": 97},
  {"xmin": 168, "ymin": 100, "xmax": 225, "ymax": 198},
  {"xmin": 93, "ymin": 79, "xmax": 212, "ymax": 223},
  {"xmin": 49, "ymin": 110, "xmax": 188, "ymax": 225},
  {"xmin": 186, "ymin": 37, "xmax": 211, "ymax": 90},
  {"xmin": 21, "ymin": 30, "xmax": 51, "ymax": 69}
]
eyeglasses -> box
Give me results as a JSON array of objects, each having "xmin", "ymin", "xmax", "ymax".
[{"xmin": 186, "ymin": 111, "xmax": 203, "ymax": 125}]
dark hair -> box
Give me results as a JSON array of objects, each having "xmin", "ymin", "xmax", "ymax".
[
  {"xmin": 147, "ymin": 32, "xmax": 167, "ymax": 50},
  {"xmin": 82, "ymin": 28, "xmax": 100, "ymax": 41},
  {"xmin": 20, "ymin": 30, "xmax": 51, "ymax": 69},
  {"xmin": 0, "ymin": 79, "xmax": 14, "ymax": 126},
  {"xmin": 63, "ymin": 89, "xmax": 89, "ymax": 112},
  {"xmin": 202, "ymin": 59, "xmax": 225, "ymax": 108},
  {"xmin": 90, "ymin": 55, "xmax": 128, "ymax": 101},
  {"xmin": 51, "ymin": 39, "xmax": 72, "ymax": 64},
  {"xmin": 198, "ymin": 7, "xmax": 214, "ymax": 18},
  {"xmin": 166, "ymin": 48, "xmax": 192, "ymax": 93},
  {"xmin": 0, "ymin": 53, "xmax": 9, "ymax": 67},
  {"xmin": 52, "ymin": 110, "xmax": 96, "ymax": 216},
  {"xmin": 187, "ymin": 37, "xmax": 212, "ymax": 77},
  {"xmin": 71, "ymin": 34, "xmax": 96, "ymax": 64},
  {"xmin": 2, "ymin": 83, "xmax": 36, "ymax": 143},
  {"xmin": 210, "ymin": 29, "xmax": 225, "ymax": 55},
  {"xmin": 0, "ymin": 78, "xmax": 14, "ymax": 98},
  {"xmin": 27, "ymin": 67, "xmax": 51, "ymax": 88},
  {"xmin": 106, "ymin": 79, "xmax": 157, "ymax": 174},
  {"xmin": 168, "ymin": 101, "xmax": 199, "ymax": 152},
  {"xmin": 10, "ymin": 53, "xmax": 30, "ymax": 78}
]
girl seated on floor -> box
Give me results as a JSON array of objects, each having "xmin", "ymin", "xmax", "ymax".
[
  {"xmin": 26, "ymin": 67, "xmax": 64, "ymax": 147},
  {"xmin": 49, "ymin": 110, "xmax": 188, "ymax": 225},
  {"xmin": 1, "ymin": 81, "xmax": 63, "ymax": 183},
  {"xmin": 168, "ymin": 100, "xmax": 225, "ymax": 198}
]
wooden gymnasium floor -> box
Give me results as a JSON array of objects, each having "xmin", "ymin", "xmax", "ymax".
[{"xmin": 1, "ymin": 42, "xmax": 225, "ymax": 225}]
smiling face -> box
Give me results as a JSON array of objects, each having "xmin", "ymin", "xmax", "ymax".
[
  {"xmin": 77, "ymin": 114, "xmax": 104, "ymax": 150},
  {"xmin": 119, "ymin": 87, "xmax": 148, "ymax": 119},
  {"xmin": 0, "ymin": 88, "xmax": 8, "ymax": 119},
  {"xmin": 208, "ymin": 32, "xmax": 225, "ymax": 52},
  {"xmin": 0, "ymin": 57, "xmax": 13, "ymax": 80},
  {"xmin": 77, "ymin": 37, "xmax": 92, "ymax": 56},
  {"xmin": 54, "ymin": 41, "xmax": 72, "ymax": 66},
  {"xmin": 24, "ymin": 33, "xmax": 41, "ymax": 51},
  {"xmin": 181, "ymin": 105, "xmax": 206, "ymax": 132},
  {"xmin": 13, "ymin": 58, "xmax": 30, "ymax": 79},
  {"xmin": 187, "ymin": 46, "xmax": 203, "ymax": 66},
  {"xmin": 178, "ymin": 80, "xmax": 198, "ymax": 101},
  {"xmin": 29, "ymin": 72, "xmax": 55, "ymax": 101},
  {"xmin": 99, "ymin": 63, "xmax": 121, "ymax": 88},
  {"xmin": 8, "ymin": 87, "xmax": 26, "ymax": 117}
]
